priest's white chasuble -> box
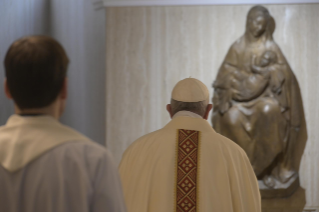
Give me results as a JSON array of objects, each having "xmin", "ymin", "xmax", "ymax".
[
  {"xmin": 0, "ymin": 115, "xmax": 127, "ymax": 212},
  {"xmin": 119, "ymin": 111, "xmax": 261, "ymax": 212}
]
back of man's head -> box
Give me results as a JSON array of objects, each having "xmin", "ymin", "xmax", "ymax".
[
  {"xmin": 4, "ymin": 36, "xmax": 69, "ymax": 109},
  {"xmin": 169, "ymin": 78, "xmax": 210, "ymax": 117},
  {"xmin": 170, "ymin": 99, "xmax": 208, "ymax": 117}
]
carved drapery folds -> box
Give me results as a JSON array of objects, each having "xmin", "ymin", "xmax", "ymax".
[{"xmin": 212, "ymin": 5, "xmax": 307, "ymax": 199}]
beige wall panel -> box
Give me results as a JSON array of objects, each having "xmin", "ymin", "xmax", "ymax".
[{"xmin": 106, "ymin": 4, "xmax": 319, "ymax": 207}]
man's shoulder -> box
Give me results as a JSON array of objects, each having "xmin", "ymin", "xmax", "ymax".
[
  {"xmin": 53, "ymin": 123, "xmax": 114, "ymax": 159},
  {"xmin": 50, "ymin": 140, "xmax": 113, "ymax": 162},
  {"xmin": 123, "ymin": 128, "xmax": 170, "ymax": 154},
  {"xmin": 58, "ymin": 139, "xmax": 106, "ymax": 151}
]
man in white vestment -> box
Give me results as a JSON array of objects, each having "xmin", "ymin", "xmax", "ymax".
[
  {"xmin": 119, "ymin": 78, "xmax": 261, "ymax": 212},
  {"xmin": 0, "ymin": 36, "xmax": 127, "ymax": 212}
]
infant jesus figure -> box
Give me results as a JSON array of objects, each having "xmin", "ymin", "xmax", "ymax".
[{"xmin": 251, "ymin": 50, "xmax": 288, "ymax": 113}]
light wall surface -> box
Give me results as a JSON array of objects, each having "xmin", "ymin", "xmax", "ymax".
[
  {"xmin": 0, "ymin": 0, "xmax": 50, "ymax": 125},
  {"xmin": 103, "ymin": 0, "xmax": 319, "ymax": 6},
  {"xmin": 106, "ymin": 4, "xmax": 319, "ymax": 208}
]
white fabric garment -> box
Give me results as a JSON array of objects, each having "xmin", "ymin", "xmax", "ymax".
[
  {"xmin": 0, "ymin": 115, "xmax": 127, "ymax": 212},
  {"xmin": 119, "ymin": 113, "xmax": 261, "ymax": 212}
]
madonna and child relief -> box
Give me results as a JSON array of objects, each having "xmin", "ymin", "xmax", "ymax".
[{"xmin": 212, "ymin": 5, "xmax": 307, "ymax": 204}]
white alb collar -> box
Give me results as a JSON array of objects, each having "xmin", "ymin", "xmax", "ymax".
[{"xmin": 0, "ymin": 115, "xmax": 90, "ymax": 172}]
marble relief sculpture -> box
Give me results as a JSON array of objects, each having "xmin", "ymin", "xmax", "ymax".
[{"xmin": 212, "ymin": 5, "xmax": 307, "ymax": 198}]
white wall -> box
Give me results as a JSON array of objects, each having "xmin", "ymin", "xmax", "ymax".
[{"xmin": 105, "ymin": 4, "xmax": 319, "ymax": 208}]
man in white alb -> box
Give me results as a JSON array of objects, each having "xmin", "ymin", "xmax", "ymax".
[
  {"xmin": 119, "ymin": 78, "xmax": 261, "ymax": 212},
  {"xmin": 0, "ymin": 36, "xmax": 127, "ymax": 212}
]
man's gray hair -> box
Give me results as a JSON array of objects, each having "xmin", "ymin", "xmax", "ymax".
[{"xmin": 170, "ymin": 99, "xmax": 208, "ymax": 117}]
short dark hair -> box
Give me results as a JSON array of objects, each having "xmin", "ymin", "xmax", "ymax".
[
  {"xmin": 4, "ymin": 35, "xmax": 69, "ymax": 109},
  {"xmin": 170, "ymin": 99, "xmax": 208, "ymax": 117}
]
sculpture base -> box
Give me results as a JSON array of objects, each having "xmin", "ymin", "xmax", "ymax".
[
  {"xmin": 262, "ymin": 186, "xmax": 306, "ymax": 212},
  {"xmin": 259, "ymin": 174, "xmax": 299, "ymax": 198}
]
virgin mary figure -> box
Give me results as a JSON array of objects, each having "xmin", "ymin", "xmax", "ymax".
[{"xmin": 212, "ymin": 5, "xmax": 307, "ymax": 195}]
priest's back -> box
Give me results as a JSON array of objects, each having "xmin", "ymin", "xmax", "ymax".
[
  {"xmin": 119, "ymin": 114, "xmax": 261, "ymax": 212},
  {"xmin": 119, "ymin": 78, "xmax": 261, "ymax": 212}
]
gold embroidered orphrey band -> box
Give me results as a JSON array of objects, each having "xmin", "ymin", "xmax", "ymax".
[{"xmin": 176, "ymin": 129, "xmax": 200, "ymax": 212}]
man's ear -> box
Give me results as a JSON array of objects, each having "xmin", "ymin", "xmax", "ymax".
[
  {"xmin": 60, "ymin": 78, "xmax": 68, "ymax": 99},
  {"xmin": 166, "ymin": 104, "xmax": 173, "ymax": 118},
  {"xmin": 4, "ymin": 79, "xmax": 13, "ymax": 99},
  {"xmin": 203, "ymin": 104, "xmax": 213, "ymax": 120}
]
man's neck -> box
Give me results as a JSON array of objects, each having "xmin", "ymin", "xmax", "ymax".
[{"xmin": 15, "ymin": 104, "xmax": 60, "ymax": 120}]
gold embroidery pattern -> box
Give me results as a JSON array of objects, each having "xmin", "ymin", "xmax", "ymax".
[{"xmin": 176, "ymin": 129, "xmax": 199, "ymax": 212}]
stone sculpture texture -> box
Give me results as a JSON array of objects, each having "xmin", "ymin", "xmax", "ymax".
[{"xmin": 212, "ymin": 5, "xmax": 307, "ymax": 200}]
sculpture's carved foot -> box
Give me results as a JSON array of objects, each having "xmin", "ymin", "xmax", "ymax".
[
  {"xmin": 259, "ymin": 174, "xmax": 299, "ymax": 198},
  {"xmin": 263, "ymin": 175, "xmax": 276, "ymax": 188}
]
